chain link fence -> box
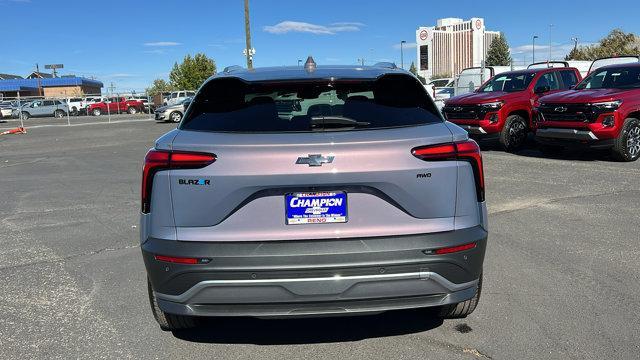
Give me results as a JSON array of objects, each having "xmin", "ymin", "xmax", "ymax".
[{"xmin": 0, "ymin": 91, "xmax": 193, "ymax": 129}]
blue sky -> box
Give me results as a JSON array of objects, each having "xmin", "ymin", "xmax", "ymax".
[{"xmin": 1, "ymin": 0, "xmax": 638, "ymax": 91}]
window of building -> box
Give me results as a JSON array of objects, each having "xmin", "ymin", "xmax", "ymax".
[{"xmin": 419, "ymin": 45, "xmax": 429, "ymax": 71}]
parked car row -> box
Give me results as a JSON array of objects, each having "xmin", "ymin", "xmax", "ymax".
[
  {"xmin": 442, "ymin": 56, "xmax": 640, "ymax": 162},
  {"xmin": 154, "ymin": 96, "xmax": 192, "ymax": 123}
]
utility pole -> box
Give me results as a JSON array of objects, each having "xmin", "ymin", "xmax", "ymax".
[
  {"xmin": 35, "ymin": 63, "xmax": 43, "ymax": 97},
  {"xmin": 298, "ymin": 59, "xmax": 302, "ymax": 67},
  {"xmin": 548, "ymin": 24, "xmax": 554, "ymax": 62},
  {"xmin": 532, "ymin": 35, "xmax": 538, "ymax": 63},
  {"xmin": 400, "ymin": 40, "xmax": 406, "ymax": 69},
  {"xmin": 571, "ymin": 37, "xmax": 579, "ymax": 51},
  {"xmin": 244, "ymin": 0, "xmax": 253, "ymax": 69},
  {"xmin": 108, "ymin": 82, "xmax": 116, "ymax": 94}
]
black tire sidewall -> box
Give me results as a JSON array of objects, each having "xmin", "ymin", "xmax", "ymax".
[
  {"xmin": 500, "ymin": 115, "xmax": 527, "ymax": 151},
  {"xmin": 613, "ymin": 118, "xmax": 640, "ymax": 162},
  {"xmin": 170, "ymin": 111, "xmax": 182, "ymax": 123}
]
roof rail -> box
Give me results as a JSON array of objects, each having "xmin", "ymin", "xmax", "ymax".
[
  {"xmin": 373, "ymin": 62, "xmax": 398, "ymax": 69},
  {"xmin": 527, "ymin": 61, "xmax": 569, "ymax": 69},
  {"xmin": 223, "ymin": 65, "xmax": 244, "ymax": 73}
]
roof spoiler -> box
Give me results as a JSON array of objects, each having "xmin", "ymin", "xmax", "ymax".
[
  {"xmin": 373, "ymin": 62, "xmax": 398, "ymax": 69},
  {"xmin": 222, "ymin": 65, "xmax": 244, "ymax": 74}
]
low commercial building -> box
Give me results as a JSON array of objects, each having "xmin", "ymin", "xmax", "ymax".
[
  {"xmin": 0, "ymin": 76, "xmax": 103, "ymax": 98},
  {"xmin": 415, "ymin": 18, "xmax": 500, "ymax": 81}
]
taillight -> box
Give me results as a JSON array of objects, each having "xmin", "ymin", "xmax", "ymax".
[
  {"xmin": 412, "ymin": 140, "xmax": 485, "ymax": 202},
  {"xmin": 141, "ymin": 149, "xmax": 216, "ymax": 213}
]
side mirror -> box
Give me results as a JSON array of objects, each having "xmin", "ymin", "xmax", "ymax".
[{"xmin": 534, "ymin": 85, "xmax": 550, "ymax": 94}]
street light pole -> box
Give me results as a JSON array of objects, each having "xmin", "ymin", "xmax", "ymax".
[
  {"xmin": 532, "ymin": 35, "xmax": 538, "ymax": 63},
  {"xmin": 298, "ymin": 59, "xmax": 302, "ymax": 67},
  {"xmin": 400, "ymin": 40, "xmax": 406, "ymax": 69},
  {"xmin": 244, "ymin": 0, "xmax": 253, "ymax": 69},
  {"xmin": 548, "ymin": 24, "xmax": 554, "ymax": 62}
]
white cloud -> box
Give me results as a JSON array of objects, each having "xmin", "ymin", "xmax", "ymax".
[
  {"xmin": 263, "ymin": 21, "xmax": 363, "ymax": 35},
  {"xmin": 143, "ymin": 49, "xmax": 167, "ymax": 55},
  {"xmin": 509, "ymin": 42, "xmax": 596, "ymax": 64},
  {"xmin": 143, "ymin": 41, "xmax": 181, "ymax": 47},
  {"xmin": 392, "ymin": 42, "xmax": 417, "ymax": 50}
]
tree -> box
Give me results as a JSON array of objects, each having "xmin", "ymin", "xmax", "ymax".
[
  {"xmin": 169, "ymin": 53, "xmax": 217, "ymax": 90},
  {"xmin": 409, "ymin": 61, "xmax": 418, "ymax": 76},
  {"xmin": 146, "ymin": 79, "xmax": 174, "ymax": 96},
  {"xmin": 565, "ymin": 29, "xmax": 640, "ymax": 60},
  {"xmin": 407, "ymin": 62, "xmax": 426, "ymax": 84},
  {"xmin": 486, "ymin": 33, "xmax": 512, "ymax": 66}
]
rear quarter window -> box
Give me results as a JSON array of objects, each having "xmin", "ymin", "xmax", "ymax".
[{"xmin": 181, "ymin": 74, "xmax": 442, "ymax": 133}]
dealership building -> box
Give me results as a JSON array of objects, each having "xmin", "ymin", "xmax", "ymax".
[
  {"xmin": 0, "ymin": 73, "xmax": 103, "ymax": 98},
  {"xmin": 415, "ymin": 18, "xmax": 500, "ymax": 81}
]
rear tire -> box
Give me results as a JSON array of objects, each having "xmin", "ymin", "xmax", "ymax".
[
  {"xmin": 612, "ymin": 118, "xmax": 640, "ymax": 162},
  {"xmin": 92, "ymin": 108, "xmax": 102, "ymax": 116},
  {"xmin": 439, "ymin": 274, "xmax": 482, "ymax": 319},
  {"xmin": 169, "ymin": 111, "xmax": 183, "ymax": 123},
  {"xmin": 147, "ymin": 279, "xmax": 196, "ymax": 331},
  {"xmin": 54, "ymin": 110, "xmax": 65, "ymax": 118},
  {"xmin": 21, "ymin": 111, "xmax": 30, "ymax": 120},
  {"xmin": 127, "ymin": 106, "xmax": 138, "ymax": 115},
  {"xmin": 499, "ymin": 115, "xmax": 528, "ymax": 152}
]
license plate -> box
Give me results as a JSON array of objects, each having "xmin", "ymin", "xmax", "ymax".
[{"xmin": 285, "ymin": 191, "xmax": 347, "ymax": 225}]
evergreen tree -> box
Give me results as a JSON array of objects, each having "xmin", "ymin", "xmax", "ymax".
[
  {"xmin": 409, "ymin": 61, "xmax": 418, "ymax": 75},
  {"xmin": 146, "ymin": 79, "xmax": 174, "ymax": 96},
  {"xmin": 486, "ymin": 33, "xmax": 512, "ymax": 66}
]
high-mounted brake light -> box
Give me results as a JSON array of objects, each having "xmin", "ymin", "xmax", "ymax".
[
  {"xmin": 141, "ymin": 149, "xmax": 216, "ymax": 213},
  {"xmin": 412, "ymin": 140, "xmax": 485, "ymax": 202}
]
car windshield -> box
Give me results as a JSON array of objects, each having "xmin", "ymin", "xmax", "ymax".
[
  {"xmin": 181, "ymin": 75, "xmax": 442, "ymax": 133},
  {"xmin": 478, "ymin": 72, "xmax": 536, "ymax": 93},
  {"xmin": 575, "ymin": 66, "xmax": 640, "ymax": 90}
]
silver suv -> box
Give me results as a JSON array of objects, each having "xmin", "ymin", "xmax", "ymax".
[{"xmin": 141, "ymin": 61, "xmax": 488, "ymax": 331}]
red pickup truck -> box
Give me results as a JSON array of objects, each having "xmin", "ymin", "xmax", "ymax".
[
  {"xmin": 88, "ymin": 97, "xmax": 145, "ymax": 116},
  {"xmin": 442, "ymin": 66, "xmax": 582, "ymax": 151},
  {"xmin": 535, "ymin": 63, "xmax": 640, "ymax": 162}
]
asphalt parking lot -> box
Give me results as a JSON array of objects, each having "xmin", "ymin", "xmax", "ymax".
[
  {"xmin": 1, "ymin": 121, "xmax": 639, "ymax": 359},
  {"xmin": 0, "ymin": 112, "xmax": 156, "ymax": 131}
]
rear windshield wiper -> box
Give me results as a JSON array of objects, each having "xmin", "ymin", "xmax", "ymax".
[{"xmin": 310, "ymin": 116, "xmax": 370, "ymax": 130}]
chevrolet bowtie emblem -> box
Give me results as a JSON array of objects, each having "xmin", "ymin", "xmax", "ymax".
[{"xmin": 296, "ymin": 154, "xmax": 335, "ymax": 166}]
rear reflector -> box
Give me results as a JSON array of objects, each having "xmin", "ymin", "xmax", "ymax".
[
  {"xmin": 433, "ymin": 242, "xmax": 477, "ymax": 255},
  {"xmin": 154, "ymin": 255, "xmax": 210, "ymax": 265},
  {"xmin": 412, "ymin": 140, "xmax": 485, "ymax": 202},
  {"xmin": 141, "ymin": 149, "xmax": 216, "ymax": 213}
]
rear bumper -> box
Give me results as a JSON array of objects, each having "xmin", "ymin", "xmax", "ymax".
[{"xmin": 142, "ymin": 226, "xmax": 487, "ymax": 317}]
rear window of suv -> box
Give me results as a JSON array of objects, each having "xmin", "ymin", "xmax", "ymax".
[{"xmin": 180, "ymin": 74, "xmax": 441, "ymax": 132}]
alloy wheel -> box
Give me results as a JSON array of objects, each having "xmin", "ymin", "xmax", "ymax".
[
  {"xmin": 627, "ymin": 125, "xmax": 640, "ymax": 158},
  {"xmin": 509, "ymin": 120, "xmax": 526, "ymax": 147}
]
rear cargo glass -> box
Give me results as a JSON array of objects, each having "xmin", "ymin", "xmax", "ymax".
[{"xmin": 180, "ymin": 75, "xmax": 442, "ymax": 132}]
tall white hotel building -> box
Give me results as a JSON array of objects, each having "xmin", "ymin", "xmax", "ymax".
[{"xmin": 415, "ymin": 18, "xmax": 501, "ymax": 80}]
